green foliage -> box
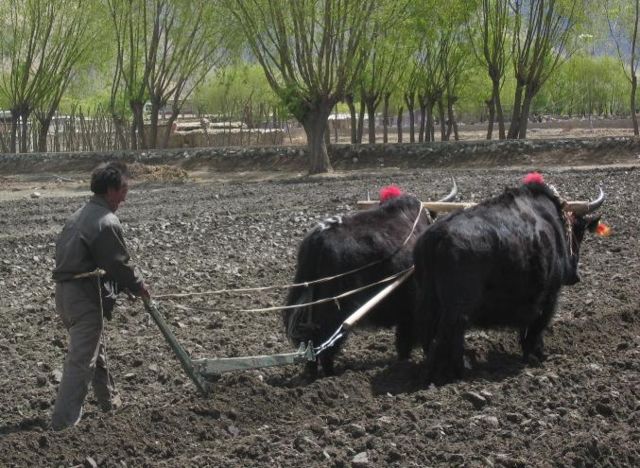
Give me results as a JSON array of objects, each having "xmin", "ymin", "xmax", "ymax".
[
  {"xmin": 533, "ymin": 54, "xmax": 630, "ymax": 116},
  {"xmin": 193, "ymin": 64, "xmax": 283, "ymax": 117},
  {"xmin": 0, "ymin": 0, "xmax": 636, "ymax": 132}
]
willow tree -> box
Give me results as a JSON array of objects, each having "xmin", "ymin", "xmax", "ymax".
[
  {"xmin": 227, "ymin": 0, "xmax": 377, "ymax": 174},
  {"xmin": 142, "ymin": 0, "xmax": 230, "ymax": 148},
  {"xmin": 107, "ymin": 0, "xmax": 150, "ymax": 149},
  {"xmin": 33, "ymin": 2, "xmax": 95, "ymax": 152},
  {"xmin": 0, "ymin": 0, "xmax": 90, "ymax": 153},
  {"xmin": 606, "ymin": 0, "xmax": 640, "ymax": 135},
  {"xmin": 508, "ymin": 0, "xmax": 582, "ymax": 139},
  {"xmin": 468, "ymin": 0, "xmax": 510, "ymax": 139},
  {"xmin": 354, "ymin": 2, "xmax": 410, "ymax": 144},
  {"xmin": 408, "ymin": 0, "xmax": 470, "ymax": 142}
]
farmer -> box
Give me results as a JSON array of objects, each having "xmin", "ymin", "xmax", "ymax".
[{"xmin": 51, "ymin": 161, "xmax": 150, "ymax": 430}]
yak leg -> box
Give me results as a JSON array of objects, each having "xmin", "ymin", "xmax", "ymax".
[
  {"xmin": 413, "ymin": 278, "xmax": 438, "ymax": 361},
  {"xmin": 319, "ymin": 348, "xmax": 338, "ymax": 376},
  {"xmin": 395, "ymin": 312, "xmax": 414, "ymax": 360},
  {"xmin": 520, "ymin": 289, "xmax": 559, "ymax": 363},
  {"xmin": 425, "ymin": 314, "xmax": 466, "ymax": 385},
  {"xmin": 304, "ymin": 360, "xmax": 319, "ymax": 379},
  {"xmin": 413, "ymin": 249, "xmax": 432, "ymax": 361},
  {"xmin": 423, "ymin": 275, "xmax": 478, "ymax": 385}
]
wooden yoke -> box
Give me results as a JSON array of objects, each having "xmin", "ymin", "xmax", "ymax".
[
  {"xmin": 358, "ymin": 191, "xmax": 603, "ymax": 215},
  {"xmin": 356, "ymin": 200, "xmax": 475, "ymax": 212}
]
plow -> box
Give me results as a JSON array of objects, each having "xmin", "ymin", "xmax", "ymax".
[
  {"xmin": 143, "ymin": 185, "xmax": 605, "ymax": 396},
  {"xmin": 143, "ymin": 267, "xmax": 414, "ymax": 395}
]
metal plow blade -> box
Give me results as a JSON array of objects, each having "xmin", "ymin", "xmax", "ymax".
[{"xmin": 193, "ymin": 342, "xmax": 315, "ymax": 377}]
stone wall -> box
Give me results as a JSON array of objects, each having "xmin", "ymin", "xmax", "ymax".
[{"xmin": 0, "ymin": 137, "xmax": 639, "ymax": 175}]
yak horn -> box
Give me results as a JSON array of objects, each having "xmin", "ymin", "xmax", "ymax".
[
  {"xmin": 438, "ymin": 178, "xmax": 458, "ymax": 202},
  {"xmin": 564, "ymin": 187, "xmax": 605, "ymax": 215}
]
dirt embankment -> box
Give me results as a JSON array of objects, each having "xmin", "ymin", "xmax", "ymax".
[{"xmin": 1, "ymin": 135, "xmax": 640, "ymax": 178}]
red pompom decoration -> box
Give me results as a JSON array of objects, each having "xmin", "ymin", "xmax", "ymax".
[
  {"xmin": 379, "ymin": 184, "xmax": 403, "ymax": 202},
  {"xmin": 522, "ymin": 172, "xmax": 545, "ymax": 185},
  {"xmin": 595, "ymin": 222, "xmax": 612, "ymax": 237}
]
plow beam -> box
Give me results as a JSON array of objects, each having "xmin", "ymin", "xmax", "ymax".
[
  {"xmin": 193, "ymin": 342, "xmax": 315, "ymax": 377},
  {"xmin": 342, "ymin": 268, "xmax": 414, "ymax": 330}
]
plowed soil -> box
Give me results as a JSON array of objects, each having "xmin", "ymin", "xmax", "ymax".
[{"xmin": 0, "ymin": 154, "xmax": 639, "ymax": 467}]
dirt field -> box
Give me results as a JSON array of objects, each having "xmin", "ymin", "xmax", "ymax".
[{"xmin": 0, "ymin": 144, "xmax": 639, "ymax": 467}]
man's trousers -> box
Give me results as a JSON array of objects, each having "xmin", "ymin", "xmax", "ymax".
[{"xmin": 51, "ymin": 280, "xmax": 115, "ymax": 430}]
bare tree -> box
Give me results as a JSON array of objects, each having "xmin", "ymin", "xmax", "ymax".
[
  {"xmin": 227, "ymin": 0, "xmax": 378, "ymax": 174},
  {"xmin": 606, "ymin": 0, "xmax": 640, "ymax": 135}
]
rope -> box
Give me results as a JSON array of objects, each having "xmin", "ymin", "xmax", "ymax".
[
  {"xmin": 94, "ymin": 273, "xmax": 113, "ymax": 398},
  {"xmin": 162, "ymin": 266, "xmax": 415, "ymax": 314},
  {"xmin": 153, "ymin": 205, "xmax": 428, "ymax": 300},
  {"xmin": 71, "ymin": 269, "xmax": 114, "ymax": 402}
]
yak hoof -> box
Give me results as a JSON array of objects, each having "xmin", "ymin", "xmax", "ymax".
[
  {"xmin": 304, "ymin": 361, "xmax": 319, "ymax": 379},
  {"xmin": 524, "ymin": 352, "xmax": 545, "ymax": 367},
  {"xmin": 322, "ymin": 364, "xmax": 336, "ymax": 377}
]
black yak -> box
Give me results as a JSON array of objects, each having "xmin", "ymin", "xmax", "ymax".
[
  {"xmin": 413, "ymin": 172, "xmax": 606, "ymax": 385},
  {"xmin": 283, "ymin": 182, "xmax": 457, "ymax": 377}
]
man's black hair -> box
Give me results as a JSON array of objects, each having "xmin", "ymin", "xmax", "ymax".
[{"xmin": 90, "ymin": 161, "xmax": 130, "ymax": 195}]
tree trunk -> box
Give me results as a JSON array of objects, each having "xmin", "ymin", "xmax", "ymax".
[
  {"xmin": 418, "ymin": 95, "xmax": 427, "ymax": 143},
  {"xmin": 10, "ymin": 111, "xmax": 19, "ymax": 153},
  {"xmin": 162, "ymin": 108, "xmax": 180, "ymax": 149},
  {"xmin": 493, "ymin": 79, "xmax": 506, "ymax": 139},
  {"xmin": 508, "ymin": 83, "xmax": 524, "ymax": 139},
  {"xmin": 302, "ymin": 110, "xmax": 333, "ymax": 174},
  {"xmin": 486, "ymin": 97, "xmax": 495, "ymax": 140},
  {"xmin": 426, "ymin": 101, "xmax": 435, "ymax": 142},
  {"xmin": 20, "ymin": 110, "xmax": 30, "ymax": 153},
  {"xmin": 37, "ymin": 117, "xmax": 52, "ymax": 152},
  {"xmin": 396, "ymin": 105, "xmax": 403, "ymax": 143},
  {"xmin": 112, "ymin": 115, "xmax": 127, "ymax": 150},
  {"xmin": 356, "ymin": 99, "xmax": 365, "ymax": 144},
  {"xmin": 382, "ymin": 93, "xmax": 390, "ymax": 144},
  {"xmin": 631, "ymin": 74, "xmax": 639, "ymax": 136},
  {"xmin": 345, "ymin": 94, "xmax": 357, "ymax": 144},
  {"xmin": 404, "ymin": 92, "xmax": 415, "ymax": 143},
  {"xmin": 130, "ymin": 101, "xmax": 145, "ymax": 149},
  {"xmin": 518, "ymin": 89, "xmax": 535, "ymax": 139},
  {"xmin": 366, "ymin": 99, "xmax": 376, "ymax": 144},
  {"xmin": 149, "ymin": 100, "xmax": 161, "ymax": 149},
  {"xmin": 437, "ymin": 99, "xmax": 447, "ymax": 141},
  {"xmin": 447, "ymin": 97, "xmax": 459, "ymax": 141},
  {"xmin": 0, "ymin": 126, "xmax": 7, "ymax": 153}
]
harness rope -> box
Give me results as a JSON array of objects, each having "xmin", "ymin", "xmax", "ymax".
[
  {"xmin": 160, "ymin": 266, "xmax": 415, "ymax": 315},
  {"xmin": 153, "ymin": 204, "xmax": 429, "ymax": 300}
]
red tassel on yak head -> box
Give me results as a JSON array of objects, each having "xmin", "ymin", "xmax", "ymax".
[
  {"xmin": 380, "ymin": 184, "xmax": 403, "ymax": 203},
  {"xmin": 522, "ymin": 171, "xmax": 545, "ymax": 185}
]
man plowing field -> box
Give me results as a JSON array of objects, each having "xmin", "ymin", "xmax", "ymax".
[{"xmin": 51, "ymin": 161, "xmax": 150, "ymax": 431}]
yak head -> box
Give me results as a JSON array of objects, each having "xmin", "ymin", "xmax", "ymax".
[
  {"xmin": 564, "ymin": 204, "xmax": 604, "ymax": 285},
  {"xmin": 523, "ymin": 172, "xmax": 606, "ymax": 286}
]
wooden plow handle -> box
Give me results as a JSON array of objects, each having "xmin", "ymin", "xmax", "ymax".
[{"xmin": 143, "ymin": 297, "xmax": 210, "ymax": 396}]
